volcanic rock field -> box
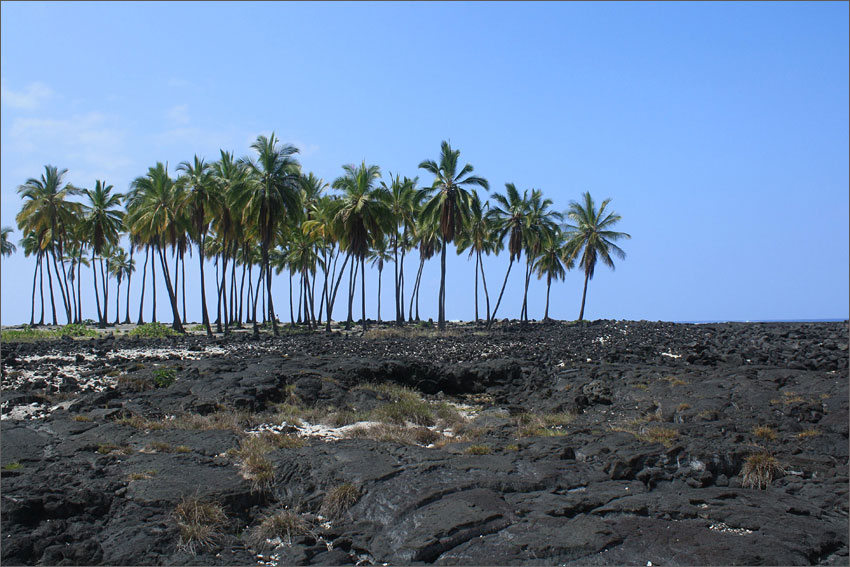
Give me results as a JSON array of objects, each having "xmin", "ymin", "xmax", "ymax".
[{"xmin": 1, "ymin": 320, "xmax": 848, "ymax": 566}]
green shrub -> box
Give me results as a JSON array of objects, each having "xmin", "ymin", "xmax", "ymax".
[
  {"xmin": 152, "ymin": 368, "xmax": 177, "ymax": 388},
  {"xmin": 2, "ymin": 462, "xmax": 23, "ymax": 470},
  {"xmin": 129, "ymin": 322, "xmax": 180, "ymax": 338},
  {"xmin": 60, "ymin": 323, "xmax": 99, "ymax": 337}
]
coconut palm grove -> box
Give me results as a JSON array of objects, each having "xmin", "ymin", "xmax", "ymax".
[{"xmin": 3, "ymin": 136, "xmax": 629, "ymax": 335}]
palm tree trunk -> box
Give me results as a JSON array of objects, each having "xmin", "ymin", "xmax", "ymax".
[
  {"xmin": 199, "ymin": 239, "xmax": 212, "ymax": 336},
  {"xmin": 479, "ymin": 250, "xmax": 491, "ymax": 323},
  {"xmin": 399, "ymin": 241, "xmax": 406, "ymax": 322},
  {"xmin": 67, "ymin": 267, "xmax": 77, "ymax": 324},
  {"xmin": 265, "ymin": 250, "xmax": 279, "ymax": 336},
  {"xmin": 46, "ymin": 251, "xmax": 58, "ymax": 325},
  {"xmin": 346, "ymin": 255, "xmax": 356, "ymax": 329},
  {"xmin": 125, "ymin": 258, "xmax": 133, "ymax": 325},
  {"xmin": 438, "ymin": 240, "xmax": 447, "ymax": 330},
  {"xmin": 578, "ymin": 269, "xmax": 590, "ymax": 322},
  {"xmin": 50, "ymin": 248, "xmax": 70, "ymax": 323},
  {"xmin": 377, "ymin": 265, "xmax": 383, "ymax": 323},
  {"xmin": 474, "ymin": 251, "xmax": 479, "ymax": 322},
  {"xmin": 30, "ymin": 254, "xmax": 39, "ymax": 325},
  {"xmin": 360, "ymin": 255, "xmax": 367, "ymax": 332},
  {"xmin": 100, "ymin": 259, "xmax": 109, "ymax": 327},
  {"xmin": 221, "ymin": 254, "xmax": 230, "ymax": 335},
  {"xmin": 156, "ymin": 246, "xmax": 184, "ymax": 332},
  {"xmin": 297, "ymin": 271, "xmax": 303, "ymax": 324},
  {"xmin": 76, "ymin": 247, "xmax": 84, "ymax": 323},
  {"xmin": 38, "ymin": 253, "xmax": 45, "ymax": 325},
  {"xmin": 239, "ymin": 249, "xmax": 248, "ymax": 326},
  {"xmin": 151, "ymin": 249, "xmax": 157, "ymax": 323},
  {"xmin": 410, "ymin": 257, "xmax": 424, "ymax": 322},
  {"xmin": 251, "ymin": 263, "xmax": 262, "ymax": 336},
  {"xmin": 329, "ymin": 251, "xmax": 350, "ymax": 327},
  {"xmin": 393, "ymin": 235, "xmax": 400, "ymax": 325},
  {"xmin": 92, "ymin": 253, "xmax": 102, "ymax": 324},
  {"xmin": 137, "ymin": 245, "xmax": 149, "ymax": 325},
  {"xmin": 56, "ymin": 242, "xmax": 72, "ymax": 322},
  {"xmin": 181, "ymin": 251, "xmax": 187, "ymax": 325},
  {"xmin": 544, "ymin": 274, "xmax": 551, "ymax": 321},
  {"xmin": 521, "ymin": 258, "xmax": 532, "ymax": 322},
  {"xmin": 114, "ymin": 280, "xmax": 121, "ymax": 325},
  {"xmin": 230, "ymin": 248, "xmax": 238, "ymax": 325},
  {"xmin": 489, "ymin": 258, "xmax": 514, "ymax": 327}
]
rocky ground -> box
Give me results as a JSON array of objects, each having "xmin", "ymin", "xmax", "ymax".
[{"xmin": 1, "ymin": 319, "xmax": 848, "ymax": 566}]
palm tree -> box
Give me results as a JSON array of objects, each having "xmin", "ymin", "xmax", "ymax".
[
  {"xmin": 127, "ymin": 162, "xmax": 185, "ymax": 332},
  {"xmin": 533, "ymin": 229, "xmax": 572, "ymax": 321},
  {"xmin": 236, "ymin": 133, "xmax": 301, "ymax": 336},
  {"xmin": 419, "ymin": 141, "xmax": 489, "ymax": 330},
  {"xmin": 16, "ymin": 165, "xmax": 83, "ymax": 324},
  {"xmin": 82, "ymin": 180, "xmax": 124, "ymax": 327},
  {"xmin": 109, "ymin": 247, "xmax": 134, "ymax": 325},
  {"xmin": 379, "ymin": 174, "xmax": 419, "ymax": 325},
  {"xmin": 368, "ymin": 236, "xmax": 393, "ymax": 323},
  {"xmin": 177, "ymin": 155, "xmax": 218, "ymax": 336},
  {"xmin": 20, "ymin": 231, "xmax": 46, "ymax": 325},
  {"xmin": 408, "ymin": 221, "xmax": 442, "ymax": 322},
  {"xmin": 1, "ymin": 227, "xmax": 16, "ymax": 257},
  {"xmin": 519, "ymin": 189, "xmax": 562, "ymax": 322},
  {"xmin": 303, "ymin": 195, "xmax": 346, "ymax": 331},
  {"xmin": 455, "ymin": 190, "xmax": 499, "ymax": 322},
  {"xmin": 332, "ymin": 161, "xmax": 389, "ymax": 331},
  {"xmin": 562, "ymin": 192, "xmax": 630, "ymax": 321},
  {"xmin": 487, "ymin": 182, "xmax": 530, "ymax": 325}
]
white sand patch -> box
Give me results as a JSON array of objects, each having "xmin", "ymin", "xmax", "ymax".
[{"xmin": 661, "ymin": 352, "xmax": 681, "ymax": 359}]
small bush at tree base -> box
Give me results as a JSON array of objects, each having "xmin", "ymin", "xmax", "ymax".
[
  {"xmin": 248, "ymin": 510, "xmax": 308, "ymax": 548},
  {"xmin": 129, "ymin": 322, "xmax": 179, "ymax": 338},
  {"xmin": 152, "ymin": 367, "xmax": 177, "ymax": 388}
]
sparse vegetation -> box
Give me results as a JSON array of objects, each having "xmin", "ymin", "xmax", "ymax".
[
  {"xmin": 320, "ymin": 483, "xmax": 360, "ymax": 520},
  {"xmin": 1, "ymin": 323, "xmax": 100, "ymax": 342},
  {"xmin": 515, "ymin": 412, "xmax": 574, "ymax": 438},
  {"xmin": 752, "ymin": 425, "xmax": 778, "ymax": 441},
  {"xmin": 97, "ymin": 443, "xmax": 134, "ymax": 455},
  {"xmin": 795, "ymin": 428, "xmax": 821, "ymax": 439},
  {"xmin": 465, "ymin": 444, "xmax": 493, "ymax": 455},
  {"xmin": 248, "ymin": 509, "xmax": 309, "ymax": 547},
  {"xmin": 72, "ymin": 414, "xmax": 93, "ymax": 422},
  {"xmin": 741, "ymin": 452, "xmax": 784, "ymax": 489},
  {"xmin": 3, "ymin": 462, "xmax": 23, "ymax": 470},
  {"xmin": 127, "ymin": 470, "xmax": 158, "ymax": 481},
  {"xmin": 129, "ymin": 322, "xmax": 179, "ymax": 338},
  {"xmin": 152, "ymin": 367, "xmax": 177, "ymax": 388},
  {"xmin": 345, "ymin": 423, "xmax": 442, "ymax": 446},
  {"xmin": 174, "ymin": 496, "xmax": 227, "ymax": 554}
]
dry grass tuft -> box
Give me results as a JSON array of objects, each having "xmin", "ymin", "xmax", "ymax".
[
  {"xmin": 344, "ymin": 423, "xmax": 442, "ymax": 446},
  {"xmin": 465, "ymin": 444, "xmax": 493, "ymax": 455},
  {"xmin": 741, "ymin": 452, "xmax": 784, "ymax": 489},
  {"xmin": 97, "ymin": 443, "xmax": 134, "ymax": 455},
  {"xmin": 515, "ymin": 412, "xmax": 573, "ymax": 438},
  {"xmin": 664, "ymin": 375, "xmax": 688, "ymax": 387},
  {"xmin": 320, "ymin": 483, "xmax": 360, "ymax": 520},
  {"xmin": 752, "ymin": 425, "xmax": 778, "ymax": 441},
  {"xmin": 248, "ymin": 509, "xmax": 309, "ymax": 547},
  {"xmin": 126, "ymin": 470, "xmax": 158, "ymax": 481},
  {"xmin": 795, "ymin": 428, "xmax": 821, "ymax": 439},
  {"xmin": 174, "ymin": 496, "xmax": 227, "ymax": 554}
]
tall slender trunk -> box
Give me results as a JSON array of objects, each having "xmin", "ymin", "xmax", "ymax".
[
  {"xmin": 76, "ymin": 247, "xmax": 83, "ymax": 323},
  {"xmin": 329, "ymin": 251, "xmax": 350, "ymax": 329},
  {"xmin": 393, "ymin": 235, "xmax": 400, "ymax": 325},
  {"xmin": 181, "ymin": 251, "xmax": 187, "ymax": 325},
  {"xmin": 489, "ymin": 257, "xmax": 514, "ymax": 327},
  {"xmin": 521, "ymin": 258, "xmax": 532, "ymax": 322},
  {"xmin": 151, "ymin": 249, "xmax": 157, "ymax": 323},
  {"xmin": 124, "ymin": 247, "xmax": 134, "ymax": 324},
  {"xmin": 156, "ymin": 245, "xmax": 184, "ymax": 332},
  {"xmin": 114, "ymin": 280, "xmax": 121, "ymax": 325},
  {"xmin": 137, "ymin": 246, "xmax": 149, "ymax": 325},
  {"xmin": 578, "ymin": 269, "xmax": 590, "ymax": 322},
  {"xmin": 238, "ymin": 250, "xmax": 248, "ymax": 325},
  {"xmin": 346, "ymin": 255, "xmax": 356, "ymax": 329},
  {"xmin": 50, "ymin": 248, "xmax": 70, "ymax": 323},
  {"xmin": 377, "ymin": 265, "xmax": 383, "ymax": 323},
  {"xmin": 474, "ymin": 251, "xmax": 479, "ymax": 322},
  {"xmin": 45, "ymin": 250, "xmax": 58, "ymax": 325},
  {"xmin": 251, "ymin": 263, "xmax": 262, "ymax": 335},
  {"xmin": 30, "ymin": 254, "xmax": 39, "ymax": 325},
  {"xmin": 438, "ymin": 240, "xmax": 447, "ymax": 331},
  {"xmin": 289, "ymin": 270, "xmax": 295, "ymax": 326},
  {"xmin": 479, "ymin": 250, "xmax": 491, "ymax": 322},
  {"xmin": 92, "ymin": 252, "xmax": 102, "ymax": 324},
  {"xmin": 360, "ymin": 255, "xmax": 367, "ymax": 332},
  {"xmin": 221, "ymin": 253, "xmax": 230, "ymax": 335},
  {"xmin": 264, "ymin": 248, "xmax": 279, "ymax": 336},
  {"xmin": 399, "ymin": 242, "xmax": 406, "ymax": 322},
  {"xmin": 56, "ymin": 242, "xmax": 72, "ymax": 321},
  {"xmin": 296, "ymin": 271, "xmax": 303, "ymax": 324},
  {"xmin": 199, "ymin": 237, "xmax": 212, "ymax": 336},
  {"xmin": 38, "ymin": 253, "xmax": 45, "ymax": 325},
  {"xmin": 230, "ymin": 248, "xmax": 238, "ymax": 325},
  {"xmin": 67, "ymin": 267, "xmax": 77, "ymax": 325},
  {"xmin": 544, "ymin": 274, "xmax": 552, "ymax": 321},
  {"xmin": 100, "ymin": 259, "xmax": 108, "ymax": 327},
  {"xmin": 409, "ymin": 257, "xmax": 424, "ymax": 322}
]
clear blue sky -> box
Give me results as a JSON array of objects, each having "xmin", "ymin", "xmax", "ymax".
[{"xmin": 2, "ymin": 1, "xmax": 848, "ymax": 325}]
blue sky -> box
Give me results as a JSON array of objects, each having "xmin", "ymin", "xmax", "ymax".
[{"xmin": 2, "ymin": 1, "xmax": 848, "ymax": 325}]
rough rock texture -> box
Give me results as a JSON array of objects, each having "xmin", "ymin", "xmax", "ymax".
[{"xmin": 1, "ymin": 320, "xmax": 848, "ymax": 566}]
